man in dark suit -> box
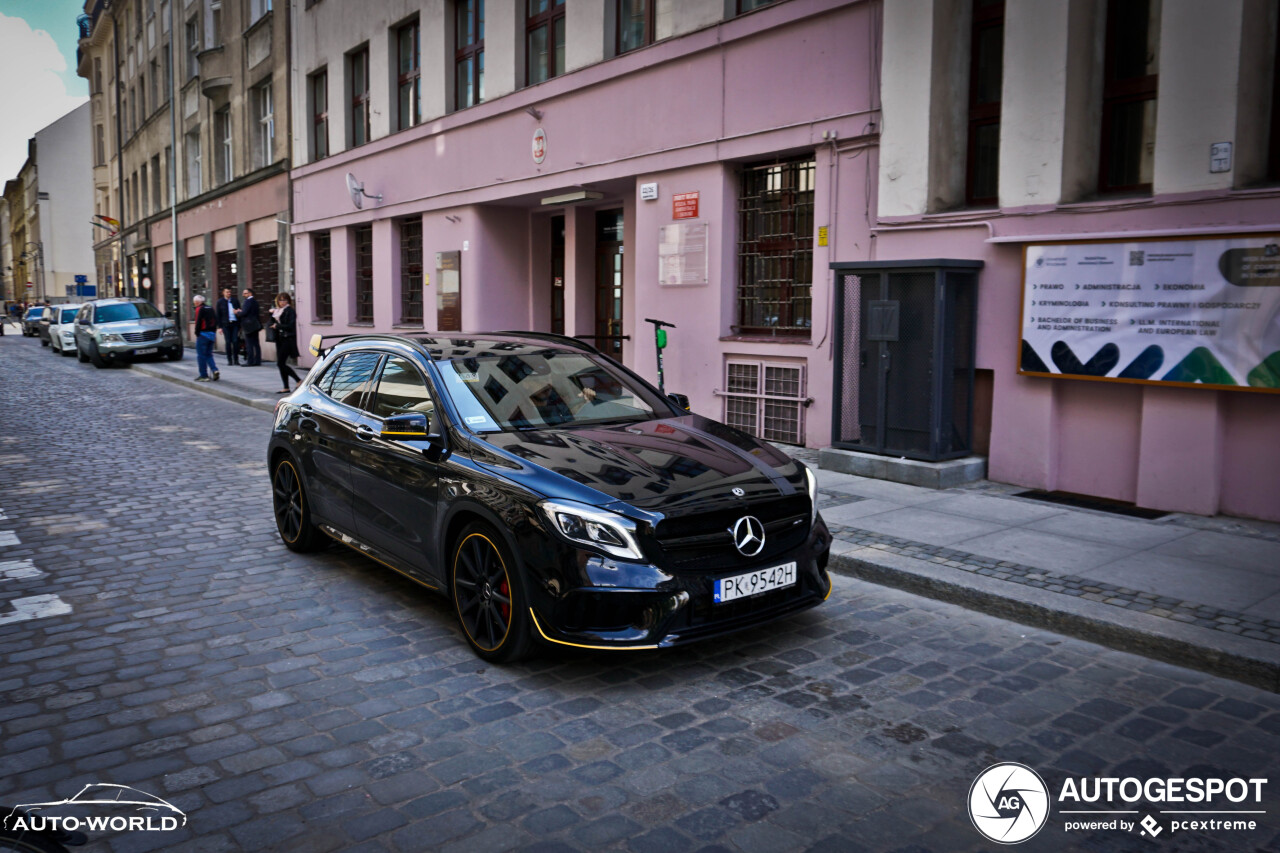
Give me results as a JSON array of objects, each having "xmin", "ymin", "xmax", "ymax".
[
  {"xmin": 239, "ymin": 288, "xmax": 262, "ymax": 366},
  {"xmin": 215, "ymin": 287, "xmax": 241, "ymax": 366}
]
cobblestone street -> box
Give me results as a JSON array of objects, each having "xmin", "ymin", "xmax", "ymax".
[{"xmin": 2, "ymin": 334, "xmax": 1279, "ymax": 853}]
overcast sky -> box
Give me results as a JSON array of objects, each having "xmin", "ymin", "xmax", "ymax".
[{"xmin": 0, "ymin": 1, "xmax": 91, "ymax": 183}]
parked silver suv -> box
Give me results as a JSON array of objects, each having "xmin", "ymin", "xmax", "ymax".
[{"xmin": 74, "ymin": 298, "xmax": 183, "ymax": 368}]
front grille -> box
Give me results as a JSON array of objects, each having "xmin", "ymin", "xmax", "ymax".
[
  {"xmin": 122, "ymin": 330, "xmax": 161, "ymax": 343},
  {"xmin": 653, "ymin": 493, "xmax": 811, "ymax": 572}
]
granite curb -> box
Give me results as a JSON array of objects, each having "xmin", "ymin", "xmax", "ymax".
[
  {"xmin": 827, "ymin": 545, "xmax": 1280, "ymax": 694},
  {"xmin": 131, "ymin": 361, "xmax": 278, "ymax": 413}
]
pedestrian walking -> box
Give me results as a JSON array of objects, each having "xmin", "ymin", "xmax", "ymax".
[
  {"xmin": 268, "ymin": 292, "xmax": 302, "ymax": 394},
  {"xmin": 193, "ymin": 295, "xmax": 220, "ymax": 382},
  {"xmin": 216, "ymin": 287, "xmax": 242, "ymax": 366},
  {"xmin": 239, "ymin": 288, "xmax": 262, "ymax": 366}
]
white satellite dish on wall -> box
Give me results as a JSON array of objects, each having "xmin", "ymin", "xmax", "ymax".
[{"xmin": 346, "ymin": 172, "xmax": 382, "ymax": 210}]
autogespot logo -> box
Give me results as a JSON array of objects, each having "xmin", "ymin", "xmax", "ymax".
[{"xmin": 968, "ymin": 763, "xmax": 1051, "ymax": 844}]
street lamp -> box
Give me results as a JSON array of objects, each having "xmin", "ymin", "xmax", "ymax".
[{"xmin": 21, "ymin": 242, "xmax": 46, "ymax": 303}]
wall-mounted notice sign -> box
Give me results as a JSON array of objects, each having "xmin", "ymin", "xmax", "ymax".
[
  {"xmin": 672, "ymin": 192, "xmax": 699, "ymax": 220},
  {"xmin": 658, "ymin": 222, "xmax": 708, "ymax": 286},
  {"xmin": 1019, "ymin": 235, "xmax": 1280, "ymax": 392}
]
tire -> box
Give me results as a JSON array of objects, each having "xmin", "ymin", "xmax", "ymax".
[
  {"xmin": 451, "ymin": 522, "xmax": 533, "ymax": 663},
  {"xmin": 272, "ymin": 457, "xmax": 321, "ymax": 552},
  {"xmin": 88, "ymin": 342, "xmax": 109, "ymax": 369},
  {"xmin": 0, "ymin": 823, "xmax": 76, "ymax": 853},
  {"xmin": 76, "ymin": 342, "xmax": 89, "ymax": 363},
  {"xmin": 40, "ymin": 338, "xmax": 49, "ymax": 347},
  {"xmin": 166, "ymin": 347, "xmax": 183, "ymax": 361}
]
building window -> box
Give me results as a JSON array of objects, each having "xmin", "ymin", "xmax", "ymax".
[
  {"xmin": 95, "ymin": 125, "xmax": 106, "ymax": 166},
  {"xmin": 186, "ymin": 127, "xmax": 201, "ymax": 196},
  {"xmin": 314, "ymin": 230, "xmax": 332, "ymax": 321},
  {"xmin": 966, "ymin": 0, "xmax": 1003, "ymax": 206},
  {"xmin": 186, "ymin": 17, "xmax": 199, "ymax": 79},
  {"xmin": 150, "ymin": 60, "xmax": 159, "ymax": 112},
  {"xmin": 399, "ymin": 218, "xmax": 424, "ymax": 325},
  {"xmin": 140, "ymin": 165, "xmax": 149, "ymax": 218},
  {"xmin": 209, "ymin": 0, "xmax": 222, "ymax": 48},
  {"xmin": 310, "ymin": 69, "xmax": 328, "ymax": 160},
  {"xmin": 455, "ymin": 0, "xmax": 484, "ymax": 110},
  {"xmin": 526, "ymin": 0, "xmax": 565, "ymax": 86},
  {"xmin": 616, "ymin": 0, "xmax": 653, "ymax": 55},
  {"xmin": 162, "ymin": 43, "xmax": 171, "ymax": 103},
  {"xmin": 129, "ymin": 92, "xmax": 137, "ymax": 134},
  {"xmin": 737, "ymin": 0, "xmax": 776, "ymax": 12},
  {"xmin": 165, "ymin": 145, "xmax": 173, "ymax": 205},
  {"xmin": 139, "ymin": 73, "xmax": 147, "ymax": 118},
  {"xmin": 349, "ymin": 48, "xmax": 370, "ymax": 147},
  {"xmin": 736, "ymin": 157, "xmax": 815, "ymax": 336},
  {"xmin": 151, "ymin": 154, "xmax": 162, "ymax": 213},
  {"xmin": 1099, "ymin": 0, "xmax": 1160, "ymax": 194},
  {"xmin": 254, "ymin": 80, "xmax": 274, "ymax": 168},
  {"xmin": 1270, "ymin": 16, "xmax": 1280, "ymax": 182},
  {"xmin": 214, "ymin": 107, "xmax": 232, "ymax": 185},
  {"xmin": 250, "ymin": 0, "xmax": 272, "ymax": 24},
  {"xmin": 94, "ymin": 57, "xmax": 103, "ymax": 94},
  {"xmin": 396, "ymin": 20, "xmax": 421, "ymax": 131},
  {"xmin": 354, "ymin": 224, "xmax": 373, "ymax": 322},
  {"xmin": 723, "ymin": 360, "xmax": 807, "ymax": 445}
]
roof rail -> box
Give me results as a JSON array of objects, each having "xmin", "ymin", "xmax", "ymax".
[
  {"xmin": 492, "ymin": 330, "xmax": 603, "ymax": 355},
  {"xmin": 309, "ymin": 332, "xmax": 436, "ymax": 359}
]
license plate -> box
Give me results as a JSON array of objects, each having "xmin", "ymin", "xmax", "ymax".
[
  {"xmin": 135, "ymin": 347, "xmax": 158, "ymax": 355},
  {"xmin": 714, "ymin": 562, "xmax": 797, "ymax": 604}
]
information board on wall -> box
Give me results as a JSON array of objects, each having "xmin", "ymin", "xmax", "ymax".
[
  {"xmin": 1020, "ymin": 236, "xmax": 1280, "ymax": 392},
  {"xmin": 658, "ymin": 222, "xmax": 708, "ymax": 286}
]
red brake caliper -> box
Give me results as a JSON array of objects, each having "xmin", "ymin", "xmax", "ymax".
[{"xmin": 498, "ymin": 579, "xmax": 511, "ymax": 621}]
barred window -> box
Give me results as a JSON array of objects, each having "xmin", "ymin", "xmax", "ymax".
[
  {"xmin": 736, "ymin": 157, "xmax": 815, "ymax": 336},
  {"xmin": 354, "ymin": 224, "xmax": 373, "ymax": 323},
  {"xmin": 313, "ymin": 230, "xmax": 332, "ymax": 321},
  {"xmin": 722, "ymin": 360, "xmax": 807, "ymax": 445},
  {"xmin": 399, "ymin": 218, "xmax": 423, "ymax": 325}
]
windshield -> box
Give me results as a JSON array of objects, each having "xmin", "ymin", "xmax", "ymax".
[
  {"xmin": 59, "ymin": 309, "xmax": 78, "ymax": 324},
  {"xmin": 439, "ymin": 351, "xmax": 666, "ymax": 432},
  {"xmin": 94, "ymin": 302, "xmax": 162, "ymax": 323},
  {"xmin": 25, "ymin": 308, "xmax": 43, "ymax": 319}
]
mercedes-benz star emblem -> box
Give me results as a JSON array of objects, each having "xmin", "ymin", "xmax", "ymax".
[
  {"xmin": 731, "ymin": 487, "xmax": 745, "ymax": 497},
  {"xmin": 732, "ymin": 516, "xmax": 765, "ymax": 557}
]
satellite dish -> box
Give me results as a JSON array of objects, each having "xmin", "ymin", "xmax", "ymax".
[{"xmin": 346, "ymin": 172, "xmax": 382, "ymax": 210}]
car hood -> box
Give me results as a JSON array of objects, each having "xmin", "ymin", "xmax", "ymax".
[
  {"xmin": 95, "ymin": 317, "xmax": 171, "ymax": 332},
  {"xmin": 469, "ymin": 413, "xmax": 805, "ymax": 518}
]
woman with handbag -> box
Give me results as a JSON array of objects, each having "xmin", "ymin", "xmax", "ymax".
[{"xmin": 268, "ymin": 292, "xmax": 303, "ymax": 394}]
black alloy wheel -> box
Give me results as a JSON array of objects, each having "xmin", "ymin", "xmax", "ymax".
[
  {"xmin": 451, "ymin": 523, "xmax": 532, "ymax": 663},
  {"xmin": 272, "ymin": 458, "xmax": 320, "ymax": 552}
]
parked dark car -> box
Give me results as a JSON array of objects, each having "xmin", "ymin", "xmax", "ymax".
[
  {"xmin": 21, "ymin": 306, "xmax": 46, "ymax": 337},
  {"xmin": 268, "ymin": 332, "xmax": 831, "ymax": 662}
]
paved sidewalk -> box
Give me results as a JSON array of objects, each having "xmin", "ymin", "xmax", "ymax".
[
  {"xmin": 127, "ymin": 361, "xmax": 1280, "ymax": 691},
  {"xmin": 133, "ymin": 353, "xmax": 315, "ymax": 413}
]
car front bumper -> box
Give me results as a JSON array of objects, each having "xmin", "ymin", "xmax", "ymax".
[
  {"xmin": 97, "ymin": 337, "xmax": 181, "ymax": 357},
  {"xmin": 528, "ymin": 516, "xmax": 833, "ymax": 650}
]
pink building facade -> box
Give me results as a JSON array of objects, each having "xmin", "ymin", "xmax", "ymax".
[{"xmin": 289, "ymin": 0, "xmax": 879, "ymax": 450}]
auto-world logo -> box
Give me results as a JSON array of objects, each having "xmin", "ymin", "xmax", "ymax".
[
  {"xmin": 3, "ymin": 784, "xmax": 186, "ymax": 834},
  {"xmin": 968, "ymin": 763, "xmax": 1050, "ymax": 844}
]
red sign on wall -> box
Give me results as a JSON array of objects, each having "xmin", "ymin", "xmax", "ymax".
[{"xmin": 672, "ymin": 192, "xmax": 699, "ymax": 220}]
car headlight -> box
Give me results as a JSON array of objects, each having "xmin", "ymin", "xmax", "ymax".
[
  {"xmin": 101, "ymin": 334, "xmax": 123, "ymax": 343},
  {"xmin": 162, "ymin": 327, "xmax": 179, "ymax": 338},
  {"xmin": 538, "ymin": 499, "xmax": 644, "ymax": 561},
  {"xmin": 805, "ymin": 465, "xmax": 819, "ymax": 527}
]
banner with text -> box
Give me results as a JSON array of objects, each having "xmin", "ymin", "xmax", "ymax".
[{"xmin": 1020, "ymin": 236, "xmax": 1280, "ymax": 391}]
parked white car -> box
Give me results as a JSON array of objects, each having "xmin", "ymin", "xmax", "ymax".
[{"xmin": 47, "ymin": 303, "xmax": 84, "ymax": 356}]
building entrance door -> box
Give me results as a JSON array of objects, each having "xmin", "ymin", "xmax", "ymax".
[
  {"xmin": 550, "ymin": 215, "xmax": 565, "ymax": 334},
  {"xmin": 594, "ymin": 209, "xmax": 624, "ymax": 356}
]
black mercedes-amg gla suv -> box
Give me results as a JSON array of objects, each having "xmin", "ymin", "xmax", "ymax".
[{"xmin": 268, "ymin": 332, "xmax": 831, "ymax": 661}]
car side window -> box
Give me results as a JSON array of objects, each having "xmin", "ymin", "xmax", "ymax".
[
  {"xmin": 370, "ymin": 357, "xmax": 436, "ymax": 425},
  {"xmin": 324, "ymin": 352, "xmax": 384, "ymax": 410},
  {"xmin": 315, "ymin": 356, "xmax": 344, "ymax": 397}
]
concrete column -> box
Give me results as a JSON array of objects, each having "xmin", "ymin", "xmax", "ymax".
[
  {"xmin": 369, "ymin": 23, "xmax": 393, "ymax": 142},
  {"xmin": 372, "ymin": 218, "xmax": 395, "ymax": 329},
  {"xmin": 656, "ymin": 0, "xmax": 722, "ymax": 41},
  {"xmin": 1000, "ymin": 0, "xmax": 1071, "ymax": 207},
  {"xmin": 878, "ymin": 0, "xmax": 934, "ymax": 217},
  {"xmin": 331, "ymin": 225, "xmax": 353, "ymax": 327},
  {"xmin": 562, "ymin": 205, "xmax": 595, "ymax": 338},
  {"xmin": 1135, "ymin": 386, "xmax": 1223, "ymax": 516},
  {"xmin": 1153, "ymin": 0, "xmax": 1245, "ymax": 194},
  {"xmin": 235, "ymin": 222, "xmax": 247, "ymax": 290},
  {"xmin": 485, "ymin": 1, "xmax": 524, "ymax": 100},
  {"xmin": 567, "ymin": 0, "xmax": 606, "ymax": 73},
  {"xmin": 422, "ymin": 0, "xmax": 448, "ymax": 120}
]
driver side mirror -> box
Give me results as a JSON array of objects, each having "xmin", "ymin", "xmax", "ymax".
[
  {"xmin": 381, "ymin": 412, "xmax": 443, "ymax": 443},
  {"xmin": 667, "ymin": 393, "xmax": 691, "ymax": 411}
]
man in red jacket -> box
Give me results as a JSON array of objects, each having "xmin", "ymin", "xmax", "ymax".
[{"xmin": 193, "ymin": 294, "xmax": 220, "ymax": 382}]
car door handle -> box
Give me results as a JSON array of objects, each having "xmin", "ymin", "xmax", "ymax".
[{"xmin": 356, "ymin": 425, "xmax": 376, "ymax": 442}]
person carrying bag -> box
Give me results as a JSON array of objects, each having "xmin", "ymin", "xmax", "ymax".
[{"xmin": 268, "ymin": 292, "xmax": 302, "ymax": 394}]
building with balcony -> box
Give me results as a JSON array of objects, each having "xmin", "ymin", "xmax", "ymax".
[
  {"xmin": 288, "ymin": 0, "xmax": 880, "ymax": 448},
  {"xmin": 78, "ymin": 0, "xmax": 291, "ymax": 334},
  {"xmin": 861, "ymin": 0, "xmax": 1280, "ymax": 521},
  {"xmin": 0, "ymin": 111, "xmax": 95, "ymax": 306}
]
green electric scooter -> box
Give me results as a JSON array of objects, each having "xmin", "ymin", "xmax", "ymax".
[{"xmin": 646, "ymin": 317, "xmax": 689, "ymax": 410}]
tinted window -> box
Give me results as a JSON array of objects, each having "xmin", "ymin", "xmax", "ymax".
[
  {"xmin": 25, "ymin": 308, "xmax": 44, "ymax": 320},
  {"xmin": 324, "ymin": 352, "xmax": 383, "ymax": 409},
  {"xmin": 59, "ymin": 309, "xmax": 78, "ymax": 324},
  {"xmin": 94, "ymin": 302, "xmax": 163, "ymax": 323},
  {"xmin": 371, "ymin": 357, "xmax": 435, "ymax": 424}
]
